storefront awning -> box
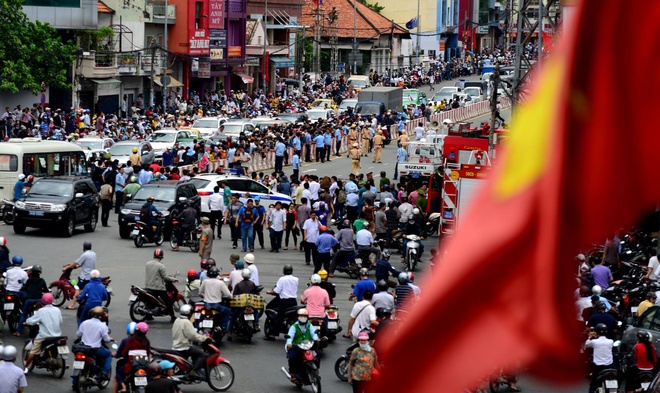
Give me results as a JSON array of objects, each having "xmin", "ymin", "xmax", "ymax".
[
  {"xmin": 270, "ymin": 56, "xmax": 294, "ymax": 68},
  {"xmin": 152, "ymin": 75, "xmax": 184, "ymax": 88},
  {"xmin": 234, "ymin": 73, "xmax": 254, "ymax": 84},
  {"xmin": 91, "ymin": 78, "xmax": 121, "ymax": 85}
]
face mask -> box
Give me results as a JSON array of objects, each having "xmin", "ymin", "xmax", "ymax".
[
  {"xmin": 298, "ymin": 317, "xmax": 308, "ymax": 324},
  {"xmin": 359, "ymin": 343, "xmax": 371, "ymax": 351}
]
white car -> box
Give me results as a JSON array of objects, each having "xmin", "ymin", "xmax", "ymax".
[
  {"xmin": 306, "ymin": 108, "xmax": 336, "ymax": 123},
  {"xmin": 221, "ymin": 122, "xmax": 256, "ymax": 139},
  {"xmin": 462, "ymin": 87, "xmax": 483, "ymax": 103},
  {"xmin": 338, "ymin": 99, "xmax": 358, "ymax": 114},
  {"xmin": 77, "ymin": 137, "xmax": 115, "ymax": 152},
  {"xmin": 190, "ymin": 117, "xmax": 228, "ymax": 138},
  {"xmin": 147, "ymin": 129, "xmax": 193, "ymax": 158},
  {"xmin": 189, "ymin": 173, "xmax": 293, "ymax": 214}
]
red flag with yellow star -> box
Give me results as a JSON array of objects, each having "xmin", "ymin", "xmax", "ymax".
[{"xmin": 372, "ymin": 2, "xmax": 660, "ymax": 392}]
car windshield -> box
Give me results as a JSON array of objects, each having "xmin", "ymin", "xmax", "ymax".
[
  {"xmin": 439, "ymin": 87, "xmax": 457, "ymax": 94},
  {"xmin": 311, "ymin": 100, "xmax": 329, "ymax": 108},
  {"xmin": 193, "ymin": 119, "xmax": 218, "ymax": 128},
  {"xmin": 149, "ymin": 133, "xmax": 176, "ymax": 142},
  {"xmin": 109, "ymin": 144, "xmax": 137, "ymax": 156},
  {"xmin": 463, "ymin": 88, "xmax": 480, "ymax": 95},
  {"xmin": 307, "ymin": 110, "xmax": 326, "ymax": 118},
  {"xmin": 340, "ymin": 100, "xmax": 357, "ymax": 109},
  {"xmin": 223, "ymin": 124, "xmax": 243, "ymax": 134},
  {"xmin": 132, "ymin": 187, "xmax": 175, "ymax": 203},
  {"xmin": 349, "ymin": 79, "xmax": 367, "ymax": 87},
  {"xmin": 189, "ymin": 178, "xmax": 211, "ymax": 188},
  {"xmin": 432, "ymin": 93, "xmax": 453, "ymax": 101},
  {"xmin": 355, "ymin": 104, "xmax": 380, "ymax": 115},
  {"xmin": 77, "ymin": 140, "xmax": 103, "ymax": 150},
  {"xmin": 28, "ymin": 181, "xmax": 73, "ymax": 197}
]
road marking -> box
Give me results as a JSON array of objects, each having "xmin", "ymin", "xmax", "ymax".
[{"xmin": 303, "ymin": 169, "xmax": 317, "ymax": 173}]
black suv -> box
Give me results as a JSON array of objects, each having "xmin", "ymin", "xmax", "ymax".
[
  {"xmin": 118, "ymin": 180, "xmax": 200, "ymax": 239},
  {"xmin": 13, "ymin": 177, "xmax": 99, "ymax": 237}
]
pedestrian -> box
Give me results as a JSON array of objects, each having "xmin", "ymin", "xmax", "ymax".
[
  {"xmin": 349, "ymin": 143, "xmax": 361, "ymax": 175},
  {"xmin": 208, "ymin": 186, "xmax": 224, "ymax": 239},
  {"xmin": 284, "ymin": 203, "xmax": 298, "ymax": 251},
  {"xmin": 224, "ymin": 193, "xmax": 243, "ymax": 249},
  {"xmin": 347, "ymin": 331, "xmax": 380, "ymax": 393},
  {"xmin": 253, "ymin": 196, "xmax": 267, "ymax": 250},
  {"xmin": 268, "ymin": 201, "xmax": 286, "ymax": 252},
  {"xmin": 0, "ymin": 345, "xmax": 28, "ymax": 393},
  {"xmin": 99, "ymin": 178, "xmax": 113, "ymax": 227},
  {"xmin": 302, "ymin": 211, "xmax": 321, "ymax": 266},
  {"xmin": 114, "ymin": 166, "xmax": 126, "ymax": 213},
  {"xmin": 237, "ymin": 199, "xmax": 258, "ymax": 252},
  {"xmin": 64, "ymin": 242, "xmax": 96, "ymax": 310},
  {"xmin": 199, "ymin": 217, "xmax": 214, "ymax": 261},
  {"xmin": 314, "ymin": 226, "xmax": 338, "ymax": 273},
  {"xmin": 372, "ymin": 130, "xmax": 384, "ymax": 163}
]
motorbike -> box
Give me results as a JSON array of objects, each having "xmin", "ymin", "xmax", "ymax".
[
  {"xmin": 423, "ymin": 212, "xmax": 441, "ymax": 237},
  {"xmin": 132, "ymin": 216, "xmax": 165, "ymax": 248},
  {"xmin": 128, "ymin": 280, "xmax": 184, "ymax": 322},
  {"xmin": 325, "ymin": 305, "xmax": 341, "ymax": 341},
  {"xmin": 197, "ymin": 304, "xmax": 227, "ymax": 343},
  {"xmin": 121, "ymin": 350, "xmax": 151, "ymax": 393},
  {"xmin": 404, "ymin": 234, "xmax": 421, "ymax": 272},
  {"xmin": 22, "ymin": 326, "xmax": 68, "ymax": 378},
  {"xmin": 264, "ymin": 295, "xmax": 304, "ymax": 339},
  {"xmin": 488, "ymin": 368, "xmax": 520, "ymax": 392},
  {"xmin": 50, "ymin": 265, "xmax": 112, "ymax": 308},
  {"xmin": 230, "ymin": 291, "xmax": 264, "ymax": 343},
  {"xmin": 169, "ymin": 219, "xmax": 202, "ymax": 252},
  {"xmin": 151, "ymin": 342, "xmax": 235, "ymax": 392},
  {"xmin": 281, "ymin": 339, "xmax": 322, "ymax": 393},
  {"xmin": 2, "ymin": 198, "xmax": 14, "ymax": 225},
  {"xmin": 3, "ymin": 292, "xmax": 23, "ymax": 332},
  {"xmin": 71, "ymin": 340, "xmax": 118, "ymax": 393},
  {"xmin": 334, "ymin": 342, "xmax": 358, "ymax": 381}
]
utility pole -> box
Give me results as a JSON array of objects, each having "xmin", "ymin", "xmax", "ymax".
[
  {"xmin": 415, "ymin": 0, "xmax": 420, "ymax": 64},
  {"xmin": 489, "ymin": 62, "xmax": 500, "ymax": 150},
  {"xmin": 328, "ymin": 8, "xmax": 339, "ymax": 79},
  {"xmin": 352, "ymin": 0, "xmax": 357, "ymax": 74},
  {"xmin": 263, "ymin": 0, "xmax": 268, "ymax": 95},
  {"xmin": 538, "ymin": 0, "xmax": 544, "ymax": 69},
  {"xmin": 150, "ymin": 45, "xmax": 156, "ymax": 108},
  {"xmin": 163, "ymin": 0, "xmax": 168, "ymax": 113},
  {"xmin": 314, "ymin": 4, "xmax": 321, "ymax": 76}
]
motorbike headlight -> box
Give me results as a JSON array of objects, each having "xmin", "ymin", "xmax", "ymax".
[
  {"xmin": 15, "ymin": 201, "xmax": 25, "ymax": 209},
  {"xmin": 162, "ymin": 211, "xmax": 170, "ymax": 217},
  {"xmin": 121, "ymin": 209, "xmax": 132, "ymax": 215},
  {"xmin": 51, "ymin": 204, "xmax": 67, "ymax": 212}
]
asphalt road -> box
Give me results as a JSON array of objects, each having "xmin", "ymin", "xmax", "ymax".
[{"xmin": 0, "ymin": 77, "xmax": 587, "ymax": 392}]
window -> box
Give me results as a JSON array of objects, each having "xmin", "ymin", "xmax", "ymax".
[
  {"xmin": 248, "ymin": 180, "xmax": 268, "ymax": 194},
  {"xmin": 195, "ymin": 2, "xmax": 204, "ymax": 29},
  {"xmin": 81, "ymin": 182, "xmax": 95, "ymax": 196},
  {"xmin": 0, "ymin": 154, "xmax": 18, "ymax": 171},
  {"xmin": 225, "ymin": 179, "xmax": 248, "ymax": 192},
  {"xmin": 23, "ymin": 152, "xmax": 88, "ymax": 177}
]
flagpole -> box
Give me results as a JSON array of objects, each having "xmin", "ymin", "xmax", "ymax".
[
  {"xmin": 353, "ymin": 0, "xmax": 357, "ymax": 74},
  {"xmin": 416, "ymin": 0, "xmax": 420, "ymax": 65}
]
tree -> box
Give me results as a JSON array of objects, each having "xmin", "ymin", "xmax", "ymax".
[
  {"xmin": 0, "ymin": 0, "xmax": 78, "ymax": 94},
  {"xmin": 357, "ymin": 0, "xmax": 384, "ymax": 14}
]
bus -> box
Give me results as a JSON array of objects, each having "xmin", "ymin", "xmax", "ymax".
[{"xmin": 0, "ymin": 138, "xmax": 88, "ymax": 200}]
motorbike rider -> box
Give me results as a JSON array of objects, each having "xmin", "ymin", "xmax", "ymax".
[
  {"xmin": 199, "ymin": 266, "xmax": 233, "ymax": 338},
  {"xmin": 329, "ymin": 219, "xmax": 357, "ymax": 277},
  {"xmin": 349, "ymin": 268, "xmax": 377, "ymax": 302},
  {"xmin": 123, "ymin": 176, "xmax": 140, "ymax": 199},
  {"xmin": 172, "ymin": 304, "xmax": 212, "ymax": 378},
  {"xmin": 23, "ymin": 293, "xmax": 62, "ymax": 372},
  {"xmin": 244, "ymin": 253, "xmax": 260, "ymax": 286},
  {"xmin": 625, "ymin": 331, "xmax": 657, "ymax": 393},
  {"xmin": 145, "ymin": 248, "xmax": 178, "ymax": 322},
  {"xmin": 316, "ymin": 269, "xmax": 336, "ymax": 303},
  {"xmin": 2, "ymin": 256, "xmax": 28, "ymax": 324},
  {"xmin": 586, "ymin": 323, "xmax": 616, "ymax": 393},
  {"xmin": 199, "ymin": 257, "xmax": 218, "ymax": 282},
  {"xmin": 394, "ymin": 272, "xmax": 416, "ymax": 309},
  {"xmin": 0, "ymin": 345, "xmax": 28, "ymax": 393},
  {"xmin": 301, "ymin": 274, "xmax": 331, "ymax": 337},
  {"xmin": 401, "ymin": 214, "xmax": 425, "ymax": 262},
  {"xmin": 587, "ymin": 301, "xmax": 617, "ymax": 339},
  {"xmin": 112, "ymin": 322, "xmax": 137, "ymax": 393},
  {"xmin": 76, "ymin": 306, "xmax": 114, "ymax": 383},
  {"xmin": 184, "ymin": 269, "xmax": 202, "ymax": 304},
  {"xmin": 172, "ymin": 200, "xmax": 198, "ymax": 252},
  {"xmin": 16, "ymin": 265, "xmax": 48, "ymax": 335},
  {"xmin": 146, "ymin": 360, "xmax": 181, "ymax": 393},
  {"xmin": 286, "ymin": 308, "xmax": 320, "ymax": 384},
  {"xmin": 356, "ymin": 222, "xmax": 381, "ymax": 264},
  {"xmin": 118, "ymin": 322, "xmax": 151, "ymax": 387},
  {"xmin": 140, "ymin": 196, "xmax": 163, "ymax": 238},
  {"xmin": 371, "ymin": 280, "xmax": 395, "ymax": 311},
  {"xmin": 227, "ymin": 260, "xmax": 245, "ymax": 293},
  {"xmin": 76, "ymin": 269, "xmax": 109, "ymax": 327},
  {"xmin": 407, "ymin": 272, "xmax": 422, "ymax": 297},
  {"xmin": 265, "ymin": 264, "xmax": 299, "ymax": 341},
  {"xmin": 346, "ymin": 290, "xmax": 378, "ymax": 341},
  {"xmin": 0, "ymin": 237, "xmax": 10, "ymax": 274},
  {"xmin": 64, "ymin": 241, "xmax": 97, "ymax": 310},
  {"xmin": 637, "ymin": 292, "xmax": 657, "ymax": 317},
  {"xmin": 375, "ymin": 250, "xmax": 401, "ymax": 288},
  {"xmin": 231, "ymin": 268, "xmax": 262, "ymax": 331}
]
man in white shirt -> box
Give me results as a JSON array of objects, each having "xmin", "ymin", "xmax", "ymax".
[
  {"xmin": 308, "ymin": 178, "xmax": 320, "ymax": 203},
  {"xmin": 646, "ymin": 251, "xmax": 660, "ymax": 281},
  {"xmin": 347, "ymin": 290, "xmax": 378, "ymax": 341},
  {"xmin": 585, "ymin": 324, "xmax": 614, "ymax": 393},
  {"xmin": 244, "ymin": 253, "xmax": 259, "ymax": 286},
  {"xmin": 302, "ymin": 211, "xmax": 320, "ymax": 266},
  {"xmin": 265, "ymin": 264, "xmax": 299, "ymax": 340},
  {"xmin": 413, "ymin": 122, "xmax": 425, "ymax": 140},
  {"xmin": 208, "ymin": 186, "xmax": 225, "ymax": 239},
  {"xmin": 268, "ymin": 201, "xmax": 287, "ymax": 252},
  {"xmin": 356, "ymin": 222, "xmax": 381, "ymax": 261}
]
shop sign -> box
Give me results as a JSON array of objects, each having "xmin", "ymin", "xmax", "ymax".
[
  {"xmin": 198, "ymin": 61, "xmax": 211, "ymax": 78},
  {"xmin": 209, "ymin": 0, "xmax": 225, "ymax": 29},
  {"xmin": 189, "ymin": 29, "xmax": 210, "ymax": 55},
  {"xmin": 228, "ymin": 46, "xmax": 242, "ymax": 57}
]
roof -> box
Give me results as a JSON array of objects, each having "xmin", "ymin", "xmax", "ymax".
[
  {"xmin": 98, "ymin": 0, "xmax": 114, "ymax": 14},
  {"xmin": 300, "ymin": 0, "xmax": 407, "ymax": 39}
]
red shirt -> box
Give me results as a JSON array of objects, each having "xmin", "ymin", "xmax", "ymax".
[
  {"xmin": 120, "ymin": 337, "xmax": 151, "ymax": 374},
  {"xmin": 169, "ymin": 173, "xmax": 180, "ymax": 180},
  {"xmin": 634, "ymin": 342, "xmax": 657, "ymax": 370}
]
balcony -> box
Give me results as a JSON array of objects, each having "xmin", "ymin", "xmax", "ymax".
[
  {"xmin": 145, "ymin": 2, "xmax": 176, "ymax": 24},
  {"xmin": 80, "ymin": 51, "xmax": 118, "ymax": 79},
  {"xmin": 117, "ymin": 52, "xmax": 140, "ymax": 74},
  {"xmin": 141, "ymin": 53, "xmax": 165, "ymax": 74}
]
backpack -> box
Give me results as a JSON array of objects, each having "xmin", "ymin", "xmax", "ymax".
[
  {"xmin": 139, "ymin": 205, "xmax": 151, "ymax": 223},
  {"xmin": 242, "ymin": 208, "xmax": 254, "ymax": 223},
  {"xmin": 337, "ymin": 189, "xmax": 347, "ymax": 204}
]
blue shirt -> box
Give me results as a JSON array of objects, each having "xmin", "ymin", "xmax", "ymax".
[
  {"xmin": 275, "ymin": 141, "xmax": 286, "ymax": 157},
  {"xmin": 13, "ymin": 180, "xmax": 24, "ymax": 200},
  {"xmin": 324, "ymin": 133, "xmax": 332, "ymax": 146},
  {"xmin": 228, "ymin": 148, "xmax": 236, "ymax": 163},
  {"xmin": 162, "ymin": 151, "xmax": 174, "ymax": 166},
  {"xmin": 115, "ymin": 173, "xmax": 126, "ymax": 192},
  {"xmin": 397, "ymin": 147, "xmax": 407, "ymax": 162},
  {"xmin": 238, "ymin": 206, "xmax": 259, "ymax": 227},
  {"xmin": 293, "ymin": 137, "xmax": 301, "ymax": 150},
  {"xmin": 313, "ymin": 135, "xmax": 325, "ymax": 148},
  {"xmin": 315, "ymin": 232, "xmax": 338, "ymax": 253},
  {"xmin": 138, "ymin": 170, "xmax": 152, "ymax": 185},
  {"xmin": 346, "ymin": 192, "xmax": 359, "ymax": 207},
  {"xmin": 352, "ymin": 278, "xmax": 377, "ymax": 301},
  {"xmin": 77, "ymin": 277, "xmax": 108, "ymax": 306},
  {"xmin": 292, "ymin": 155, "xmax": 300, "ymax": 170}
]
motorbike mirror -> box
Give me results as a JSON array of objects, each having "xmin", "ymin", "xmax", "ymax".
[
  {"xmin": 617, "ymin": 321, "xmax": 623, "ymax": 327},
  {"xmin": 179, "ymin": 197, "xmax": 187, "ymax": 203},
  {"xmin": 613, "ymin": 340, "xmax": 621, "ymax": 348}
]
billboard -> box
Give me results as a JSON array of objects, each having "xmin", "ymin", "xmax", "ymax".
[{"xmin": 209, "ymin": 0, "xmax": 225, "ymax": 29}]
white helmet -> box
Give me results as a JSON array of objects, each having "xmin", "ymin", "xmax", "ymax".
[
  {"xmin": 592, "ymin": 285, "xmax": 603, "ymax": 295},
  {"xmin": 179, "ymin": 304, "xmax": 192, "ymax": 317},
  {"xmin": 18, "ymin": 174, "xmax": 25, "ymax": 180},
  {"xmin": 442, "ymin": 118, "xmax": 453, "ymax": 125},
  {"xmin": 241, "ymin": 268, "xmax": 251, "ymax": 279},
  {"xmin": 311, "ymin": 274, "xmax": 322, "ymax": 285},
  {"xmin": 412, "ymin": 208, "xmax": 420, "ymax": 215},
  {"xmin": 90, "ymin": 269, "xmax": 100, "ymax": 279},
  {"xmin": 0, "ymin": 237, "xmax": 6, "ymax": 246}
]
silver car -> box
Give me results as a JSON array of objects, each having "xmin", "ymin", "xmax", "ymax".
[{"xmin": 109, "ymin": 141, "xmax": 155, "ymax": 166}]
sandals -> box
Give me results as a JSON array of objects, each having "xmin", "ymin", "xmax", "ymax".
[{"xmin": 65, "ymin": 305, "xmax": 77, "ymax": 310}]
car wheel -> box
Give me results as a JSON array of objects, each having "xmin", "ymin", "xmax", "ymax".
[
  {"xmin": 84, "ymin": 210, "xmax": 97, "ymax": 232},
  {"xmin": 64, "ymin": 215, "xmax": 75, "ymax": 237},
  {"xmin": 119, "ymin": 225, "xmax": 131, "ymax": 239},
  {"xmin": 13, "ymin": 222, "xmax": 26, "ymax": 234}
]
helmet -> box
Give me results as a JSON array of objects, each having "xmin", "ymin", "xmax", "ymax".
[
  {"xmin": 0, "ymin": 237, "xmax": 6, "ymax": 246},
  {"xmin": 26, "ymin": 175, "xmax": 34, "ymax": 183},
  {"xmin": 283, "ymin": 264, "xmax": 293, "ymax": 275},
  {"xmin": 187, "ymin": 269, "xmax": 198, "ymax": 280},
  {"xmin": 130, "ymin": 176, "xmax": 137, "ymax": 183},
  {"xmin": 412, "ymin": 208, "xmax": 420, "ymax": 215},
  {"xmin": 126, "ymin": 322, "xmax": 138, "ymax": 335},
  {"xmin": 637, "ymin": 331, "xmax": 652, "ymax": 342},
  {"xmin": 154, "ymin": 248, "xmax": 164, "ymax": 259},
  {"xmin": 90, "ymin": 269, "xmax": 100, "ymax": 279},
  {"xmin": 2, "ymin": 345, "xmax": 17, "ymax": 361},
  {"xmin": 592, "ymin": 285, "xmax": 603, "ymax": 295},
  {"xmin": 31, "ymin": 264, "xmax": 42, "ymax": 275},
  {"xmin": 311, "ymin": 274, "xmax": 322, "ymax": 284},
  {"xmin": 382, "ymin": 250, "xmax": 391, "ymax": 259},
  {"xmin": 159, "ymin": 360, "xmax": 175, "ymax": 371},
  {"xmin": 319, "ymin": 225, "xmax": 327, "ymax": 232},
  {"xmin": 595, "ymin": 323, "xmax": 608, "ymax": 335},
  {"xmin": 297, "ymin": 308, "xmax": 309, "ymax": 316},
  {"xmin": 83, "ymin": 241, "xmax": 92, "ymax": 250},
  {"xmin": 241, "ymin": 268, "xmax": 251, "ymax": 279},
  {"xmin": 18, "ymin": 174, "xmax": 25, "ymax": 181},
  {"xmin": 235, "ymin": 260, "xmax": 245, "ymax": 269},
  {"xmin": 244, "ymin": 253, "xmax": 255, "ymax": 264},
  {"xmin": 179, "ymin": 304, "xmax": 192, "ymax": 317},
  {"xmin": 397, "ymin": 272, "xmax": 409, "ymax": 284},
  {"xmin": 407, "ymin": 272, "xmax": 415, "ymax": 282},
  {"xmin": 359, "ymin": 267, "xmax": 369, "ymax": 276},
  {"xmin": 317, "ymin": 269, "xmax": 328, "ymax": 280},
  {"xmin": 91, "ymin": 306, "xmax": 105, "ymax": 318},
  {"xmin": 147, "ymin": 196, "xmax": 155, "ymax": 203},
  {"xmin": 377, "ymin": 280, "xmax": 389, "ymax": 291},
  {"xmin": 147, "ymin": 362, "xmax": 161, "ymax": 375},
  {"xmin": 136, "ymin": 322, "xmax": 149, "ymax": 333},
  {"xmin": 342, "ymin": 219, "xmax": 350, "ymax": 228},
  {"xmin": 132, "ymin": 147, "xmax": 138, "ymax": 153},
  {"xmin": 201, "ymin": 258, "xmax": 216, "ymax": 270},
  {"xmin": 41, "ymin": 293, "xmax": 54, "ymax": 305},
  {"xmin": 207, "ymin": 266, "xmax": 220, "ymax": 278},
  {"xmin": 376, "ymin": 307, "xmax": 392, "ymax": 319},
  {"xmin": 12, "ymin": 255, "xmax": 23, "ymax": 265}
]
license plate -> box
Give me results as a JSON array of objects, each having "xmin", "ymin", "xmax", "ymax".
[
  {"xmin": 328, "ymin": 321, "xmax": 338, "ymax": 329},
  {"xmin": 632, "ymin": 307, "xmax": 639, "ymax": 314},
  {"xmin": 73, "ymin": 361, "xmax": 85, "ymax": 369},
  {"xmin": 57, "ymin": 346, "xmax": 69, "ymax": 354},
  {"xmin": 29, "ymin": 211, "xmax": 45, "ymax": 216},
  {"xmin": 134, "ymin": 216, "xmax": 140, "ymax": 221},
  {"xmin": 134, "ymin": 376, "xmax": 148, "ymax": 386},
  {"xmin": 642, "ymin": 382, "xmax": 651, "ymax": 390},
  {"xmin": 4, "ymin": 303, "xmax": 14, "ymax": 310},
  {"xmin": 202, "ymin": 319, "xmax": 214, "ymax": 328},
  {"xmin": 131, "ymin": 229, "xmax": 139, "ymax": 236},
  {"xmin": 128, "ymin": 294, "xmax": 137, "ymax": 302},
  {"xmin": 194, "ymin": 313, "xmax": 201, "ymax": 320},
  {"xmin": 244, "ymin": 314, "xmax": 255, "ymax": 321},
  {"xmin": 605, "ymin": 380, "xmax": 618, "ymax": 389}
]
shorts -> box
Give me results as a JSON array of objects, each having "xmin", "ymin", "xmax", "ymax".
[
  {"xmin": 30, "ymin": 338, "xmax": 44, "ymax": 355},
  {"xmin": 78, "ymin": 279, "xmax": 89, "ymax": 290}
]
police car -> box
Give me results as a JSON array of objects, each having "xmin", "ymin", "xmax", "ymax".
[{"xmin": 189, "ymin": 173, "xmax": 293, "ymax": 214}]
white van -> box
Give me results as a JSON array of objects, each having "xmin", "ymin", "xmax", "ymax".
[{"xmin": 347, "ymin": 75, "xmax": 370, "ymax": 91}]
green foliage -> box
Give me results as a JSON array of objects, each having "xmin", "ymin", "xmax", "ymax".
[
  {"xmin": 77, "ymin": 26, "xmax": 115, "ymax": 51},
  {"xmin": 357, "ymin": 0, "xmax": 384, "ymax": 14},
  {"xmin": 0, "ymin": 0, "xmax": 77, "ymax": 94}
]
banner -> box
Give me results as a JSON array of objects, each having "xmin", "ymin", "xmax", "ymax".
[{"xmin": 209, "ymin": 0, "xmax": 225, "ymax": 30}]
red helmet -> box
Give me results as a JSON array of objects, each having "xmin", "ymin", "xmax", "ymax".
[
  {"xmin": 153, "ymin": 248, "xmax": 164, "ymax": 259},
  {"xmin": 187, "ymin": 269, "xmax": 198, "ymax": 280}
]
